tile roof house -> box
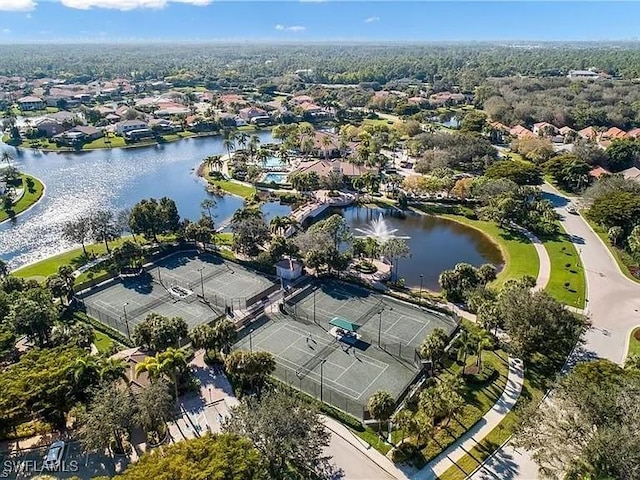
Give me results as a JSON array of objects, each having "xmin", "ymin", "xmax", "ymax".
[
  {"xmin": 627, "ymin": 127, "xmax": 640, "ymax": 139},
  {"xmin": 620, "ymin": 166, "xmax": 640, "ymax": 182},
  {"xmin": 291, "ymin": 95, "xmax": 314, "ymax": 105},
  {"xmin": 578, "ymin": 126, "xmax": 599, "ymax": 140},
  {"xmin": 17, "ymin": 96, "xmax": 44, "ymax": 111},
  {"xmin": 110, "ymin": 347, "xmax": 153, "ymax": 394},
  {"xmin": 116, "ymin": 119, "xmax": 149, "ymax": 135},
  {"xmin": 294, "ymin": 159, "xmax": 376, "ymax": 178},
  {"xmin": 559, "ymin": 126, "xmax": 576, "ymax": 136},
  {"xmin": 602, "ymin": 127, "xmax": 627, "ymax": 140},
  {"xmin": 239, "ymin": 106, "xmax": 268, "ymax": 121},
  {"xmin": 532, "ymin": 122, "xmax": 558, "ymax": 136},
  {"xmin": 35, "ymin": 118, "xmax": 66, "ymax": 138},
  {"xmin": 509, "ymin": 125, "xmax": 535, "ymax": 138},
  {"xmin": 589, "ymin": 166, "xmax": 611, "ymax": 179}
]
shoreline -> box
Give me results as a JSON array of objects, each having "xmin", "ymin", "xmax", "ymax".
[{"xmin": 0, "ymin": 173, "xmax": 46, "ymax": 226}]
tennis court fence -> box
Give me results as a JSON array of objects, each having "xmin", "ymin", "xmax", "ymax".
[
  {"xmin": 273, "ymin": 363, "xmax": 366, "ymax": 420},
  {"xmin": 81, "ymin": 302, "xmax": 129, "ymax": 336}
]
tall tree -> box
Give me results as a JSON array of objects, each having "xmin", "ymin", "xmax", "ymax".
[
  {"xmin": 132, "ymin": 313, "xmax": 188, "ymax": 352},
  {"xmin": 419, "ymin": 328, "xmax": 449, "ymax": 376},
  {"xmin": 62, "ymin": 216, "xmax": 92, "ymax": 258},
  {"xmin": 7, "ymin": 297, "xmax": 56, "ymax": 347},
  {"xmin": 224, "ymin": 350, "xmax": 275, "ymax": 394},
  {"xmin": 222, "ymin": 389, "xmax": 333, "ymax": 479},
  {"xmin": 89, "ymin": 209, "xmax": 121, "ymax": 254},
  {"xmin": 135, "ymin": 348, "xmax": 187, "ymax": 404}
]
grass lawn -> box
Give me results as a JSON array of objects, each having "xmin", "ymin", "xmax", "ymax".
[
  {"xmin": 214, "ymin": 232, "xmax": 233, "ymax": 246},
  {"xmin": 363, "ymin": 118, "xmax": 395, "ymax": 127},
  {"xmin": 93, "ymin": 329, "xmax": 115, "ymax": 353},
  {"xmin": 13, "ymin": 237, "xmax": 134, "ymax": 281},
  {"xmin": 542, "ymin": 224, "xmax": 586, "ymax": 309},
  {"xmin": 438, "ymin": 348, "xmax": 569, "ymax": 480},
  {"xmin": 82, "ymin": 135, "xmax": 127, "ymax": 150},
  {"xmin": 628, "ymin": 328, "xmax": 640, "ymax": 357},
  {"xmin": 436, "ymin": 213, "xmax": 540, "ymax": 289},
  {"xmin": 586, "ymin": 218, "xmax": 640, "ymax": 284},
  {"xmin": 210, "ymin": 179, "xmax": 256, "ymax": 199},
  {"xmin": 0, "ymin": 174, "xmax": 45, "ymax": 223}
]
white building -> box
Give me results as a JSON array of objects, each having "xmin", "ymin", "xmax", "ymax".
[
  {"xmin": 116, "ymin": 119, "xmax": 148, "ymax": 135},
  {"xmin": 567, "ymin": 70, "xmax": 600, "ymax": 80}
]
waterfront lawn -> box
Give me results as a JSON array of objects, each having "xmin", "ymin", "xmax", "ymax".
[
  {"xmin": 210, "ymin": 179, "xmax": 256, "ymax": 199},
  {"xmin": 214, "ymin": 232, "xmax": 233, "ymax": 247},
  {"xmin": 542, "ymin": 224, "xmax": 586, "ymax": 309},
  {"xmin": 93, "ymin": 329, "xmax": 115, "ymax": 353},
  {"xmin": 586, "ymin": 218, "xmax": 640, "ymax": 284},
  {"xmin": 13, "ymin": 237, "xmax": 133, "ymax": 281},
  {"xmin": 0, "ymin": 174, "xmax": 45, "ymax": 223},
  {"xmin": 437, "ymin": 213, "xmax": 539, "ymax": 288},
  {"xmin": 628, "ymin": 328, "xmax": 640, "ymax": 357},
  {"xmin": 82, "ymin": 135, "xmax": 126, "ymax": 150}
]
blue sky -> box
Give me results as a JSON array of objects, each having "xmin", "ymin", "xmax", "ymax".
[{"xmin": 0, "ymin": 1, "xmax": 637, "ymax": 43}]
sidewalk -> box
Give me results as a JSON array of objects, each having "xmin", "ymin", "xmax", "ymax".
[{"xmin": 408, "ymin": 357, "xmax": 524, "ymax": 480}]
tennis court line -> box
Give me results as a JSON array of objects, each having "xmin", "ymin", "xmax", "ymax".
[
  {"xmin": 275, "ymin": 357, "xmax": 363, "ymax": 399},
  {"xmin": 406, "ymin": 316, "xmax": 432, "ymax": 346},
  {"xmin": 358, "ymin": 363, "xmax": 390, "ymax": 401}
]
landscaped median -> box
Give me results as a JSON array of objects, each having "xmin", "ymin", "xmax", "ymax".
[
  {"xmin": 586, "ymin": 218, "xmax": 640, "ymax": 284},
  {"xmin": 542, "ymin": 223, "xmax": 586, "ymax": 309},
  {"xmin": 0, "ymin": 173, "xmax": 45, "ymax": 223},
  {"xmin": 628, "ymin": 327, "xmax": 640, "ymax": 357}
]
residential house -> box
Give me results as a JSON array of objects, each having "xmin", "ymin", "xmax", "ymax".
[
  {"xmin": 154, "ymin": 105, "xmax": 191, "ymax": 118},
  {"xmin": 275, "ymin": 259, "xmax": 303, "ymax": 281},
  {"xmin": 54, "ymin": 125, "xmax": 102, "ymax": 146},
  {"xmin": 578, "ymin": 126, "xmax": 599, "ymax": 140},
  {"xmin": 601, "ymin": 127, "xmax": 627, "ymax": 141},
  {"xmin": 148, "ymin": 118, "xmax": 176, "ymax": 133},
  {"xmin": 567, "ymin": 70, "xmax": 601, "ymax": 80},
  {"xmin": 239, "ymin": 106, "xmax": 268, "ymax": 121},
  {"xmin": 105, "ymin": 113, "xmax": 121, "ymax": 124},
  {"xmin": 219, "ymin": 94, "xmax": 246, "ymax": 109},
  {"xmin": 294, "ymin": 159, "xmax": 376, "ymax": 179},
  {"xmin": 35, "ymin": 118, "xmax": 66, "ymax": 138},
  {"xmin": 116, "ymin": 119, "xmax": 149, "ymax": 136},
  {"xmin": 559, "ymin": 126, "xmax": 576, "ymax": 137},
  {"xmin": 589, "ymin": 166, "xmax": 610, "ymax": 180},
  {"xmin": 109, "ymin": 347, "xmax": 153, "ymax": 394},
  {"xmin": 17, "ymin": 96, "xmax": 44, "ymax": 111},
  {"xmin": 47, "ymin": 111, "xmax": 76, "ymax": 124},
  {"xmin": 532, "ymin": 122, "xmax": 558, "ymax": 136},
  {"xmin": 621, "ymin": 167, "xmax": 640, "ymax": 182},
  {"xmin": 407, "ymin": 96, "xmax": 428, "ymax": 106},
  {"xmin": 627, "ymin": 127, "xmax": 640, "ymax": 139},
  {"xmin": 428, "ymin": 91, "xmax": 466, "ymax": 106},
  {"xmin": 509, "ymin": 125, "xmax": 535, "ymax": 139},
  {"xmin": 291, "ymin": 95, "xmax": 314, "ymax": 105}
]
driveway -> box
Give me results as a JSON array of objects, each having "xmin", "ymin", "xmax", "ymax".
[{"xmin": 469, "ymin": 183, "xmax": 640, "ymax": 480}]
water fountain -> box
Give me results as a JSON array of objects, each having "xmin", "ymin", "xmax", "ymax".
[{"xmin": 354, "ymin": 212, "xmax": 410, "ymax": 242}]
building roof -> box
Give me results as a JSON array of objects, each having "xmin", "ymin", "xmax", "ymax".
[
  {"xmin": 627, "ymin": 127, "xmax": 640, "ymax": 139},
  {"xmin": 621, "ymin": 167, "xmax": 640, "ymax": 181},
  {"xmin": 275, "ymin": 259, "xmax": 302, "ymax": 270},
  {"xmin": 509, "ymin": 125, "xmax": 534, "ymax": 138},
  {"xmin": 291, "ymin": 95, "xmax": 314, "ymax": 104},
  {"xmin": 18, "ymin": 95, "xmax": 42, "ymax": 103},
  {"xmin": 578, "ymin": 126, "xmax": 599, "ymax": 139},
  {"xmin": 117, "ymin": 119, "xmax": 148, "ymax": 127},
  {"xmin": 603, "ymin": 127, "xmax": 627, "ymax": 139},
  {"xmin": 71, "ymin": 125, "xmax": 101, "ymax": 135},
  {"xmin": 330, "ymin": 317, "xmax": 361, "ymax": 332},
  {"xmin": 295, "ymin": 159, "xmax": 375, "ymax": 177},
  {"xmin": 299, "ymin": 102, "xmax": 323, "ymax": 112},
  {"xmin": 110, "ymin": 347, "xmax": 153, "ymax": 394},
  {"xmin": 589, "ymin": 166, "xmax": 610, "ymax": 179},
  {"xmin": 559, "ymin": 126, "xmax": 576, "ymax": 135}
]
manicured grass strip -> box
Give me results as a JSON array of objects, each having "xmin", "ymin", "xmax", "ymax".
[
  {"xmin": 628, "ymin": 328, "xmax": 640, "ymax": 357},
  {"xmin": 82, "ymin": 135, "xmax": 126, "ymax": 150},
  {"xmin": 93, "ymin": 330, "xmax": 115, "ymax": 353},
  {"xmin": 438, "ymin": 350, "xmax": 565, "ymax": 480},
  {"xmin": 586, "ymin": 218, "xmax": 640, "ymax": 284},
  {"xmin": 419, "ymin": 350, "xmax": 510, "ymax": 463},
  {"xmin": 210, "ymin": 179, "xmax": 256, "ymax": 199},
  {"xmin": 0, "ymin": 174, "xmax": 44, "ymax": 223},
  {"xmin": 542, "ymin": 224, "xmax": 586, "ymax": 309},
  {"xmin": 438, "ymin": 214, "xmax": 539, "ymax": 289}
]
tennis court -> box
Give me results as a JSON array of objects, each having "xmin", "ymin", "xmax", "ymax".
[
  {"xmin": 283, "ymin": 278, "xmax": 457, "ymax": 352},
  {"xmin": 238, "ymin": 279, "xmax": 458, "ymax": 418},
  {"xmin": 78, "ymin": 251, "xmax": 278, "ymax": 336}
]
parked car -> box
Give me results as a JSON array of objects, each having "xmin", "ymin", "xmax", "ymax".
[{"xmin": 43, "ymin": 441, "xmax": 66, "ymax": 470}]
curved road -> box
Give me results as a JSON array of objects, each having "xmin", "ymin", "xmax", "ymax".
[{"xmin": 468, "ymin": 183, "xmax": 640, "ymax": 480}]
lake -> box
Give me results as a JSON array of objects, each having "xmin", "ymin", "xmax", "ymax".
[
  {"xmin": 337, "ymin": 206, "xmax": 503, "ymax": 290},
  {"xmin": 0, "ymin": 131, "xmax": 278, "ymax": 269}
]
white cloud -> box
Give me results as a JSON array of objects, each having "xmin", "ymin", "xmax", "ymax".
[
  {"xmin": 0, "ymin": 0, "xmax": 37, "ymax": 11},
  {"xmin": 60, "ymin": 0, "xmax": 210, "ymax": 10},
  {"xmin": 364, "ymin": 16, "xmax": 380, "ymax": 23},
  {"xmin": 275, "ymin": 24, "xmax": 305, "ymax": 32},
  {"xmin": 2, "ymin": 28, "xmax": 11, "ymax": 34}
]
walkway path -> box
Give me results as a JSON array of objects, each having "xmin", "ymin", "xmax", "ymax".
[
  {"xmin": 406, "ymin": 357, "xmax": 524, "ymax": 480},
  {"xmin": 467, "ymin": 183, "xmax": 640, "ymax": 480}
]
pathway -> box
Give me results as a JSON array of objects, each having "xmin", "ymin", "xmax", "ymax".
[
  {"xmin": 406, "ymin": 357, "xmax": 524, "ymax": 480},
  {"xmin": 467, "ymin": 183, "xmax": 640, "ymax": 480}
]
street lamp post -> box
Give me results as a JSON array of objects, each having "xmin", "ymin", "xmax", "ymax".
[
  {"xmin": 197, "ymin": 267, "xmax": 205, "ymax": 298},
  {"xmin": 320, "ymin": 360, "xmax": 324, "ymax": 402},
  {"xmin": 313, "ymin": 289, "xmax": 316, "ymax": 324},
  {"xmin": 419, "ymin": 274, "xmax": 424, "ymax": 307},
  {"xmin": 378, "ymin": 309, "xmax": 383, "ymax": 347},
  {"xmin": 249, "ymin": 329, "xmax": 254, "ymax": 353},
  {"xmin": 122, "ymin": 302, "xmax": 131, "ymax": 339}
]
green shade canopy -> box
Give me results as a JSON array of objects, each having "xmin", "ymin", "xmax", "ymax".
[{"xmin": 330, "ymin": 317, "xmax": 361, "ymax": 332}]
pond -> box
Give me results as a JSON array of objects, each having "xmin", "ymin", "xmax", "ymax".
[
  {"xmin": 336, "ymin": 206, "xmax": 503, "ymax": 290},
  {"xmin": 0, "ymin": 131, "xmax": 277, "ymax": 269}
]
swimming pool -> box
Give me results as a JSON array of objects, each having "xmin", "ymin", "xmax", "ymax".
[
  {"xmin": 263, "ymin": 156, "xmax": 286, "ymax": 168},
  {"xmin": 263, "ymin": 172, "xmax": 288, "ymax": 184}
]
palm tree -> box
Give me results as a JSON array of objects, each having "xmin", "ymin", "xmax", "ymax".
[
  {"xmin": 367, "ymin": 390, "xmax": 395, "ymax": 436},
  {"xmin": 222, "ymin": 138, "xmax": 235, "ymax": 161},
  {"xmin": 72, "ymin": 356, "xmax": 100, "ymax": 385},
  {"xmin": 256, "ymin": 147, "xmax": 269, "ymax": 166},
  {"xmin": 136, "ymin": 348, "xmax": 187, "ymax": 405},
  {"xmin": 98, "ymin": 357, "xmax": 127, "ymax": 383},
  {"xmin": 454, "ymin": 329, "xmax": 478, "ymax": 374},
  {"xmin": 475, "ymin": 330, "xmax": 492, "ymax": 372},
  {"xmin": 1, "ymin": 151, "xmax": 13, "ymax": 167},
  {"xmin": 270, "ymin": 215, "xmax": 288, "ymax": 236},
  {"xmin": 628, "ymin": 225, "xmax": 640, "ymax": 260},
  {"xmin": 237, "ymin": 132, "xmax": 249, "ymax": 151},
  {"xmin": 248, "ymin": 135, "xmax": 260, "ymax": 161},
  {"xmin": 420, "ymin": 328, "xmax": 448, "ymax": 376},
  {"xmin": 321, "ymin": 135, "xmax": 332, "ymax": 161},
  {"xmin": 201, "ymin": 198, "xmax": 217, "ymax": 221}
]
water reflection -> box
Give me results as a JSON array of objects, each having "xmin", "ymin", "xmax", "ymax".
[
  {"xmin": 337, "ymin": 206, "xmax": 503, "ymax": 290},
  {"xmin": 0, "ymin": 132, "xmax": 275, "ymax": 269}
]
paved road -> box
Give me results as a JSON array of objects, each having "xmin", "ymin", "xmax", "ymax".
[{"xmin": 468, "ymin": 184, "xmax": 640, "ymax": 480}]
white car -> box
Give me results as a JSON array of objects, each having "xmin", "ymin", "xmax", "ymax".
[
  {"xmin": 43, "ymin": 441, "xmax": 65, "ymax": 471},
  {"xmin": 566, "ymin": 204, "xmax": 578, "ymax": 215}
]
